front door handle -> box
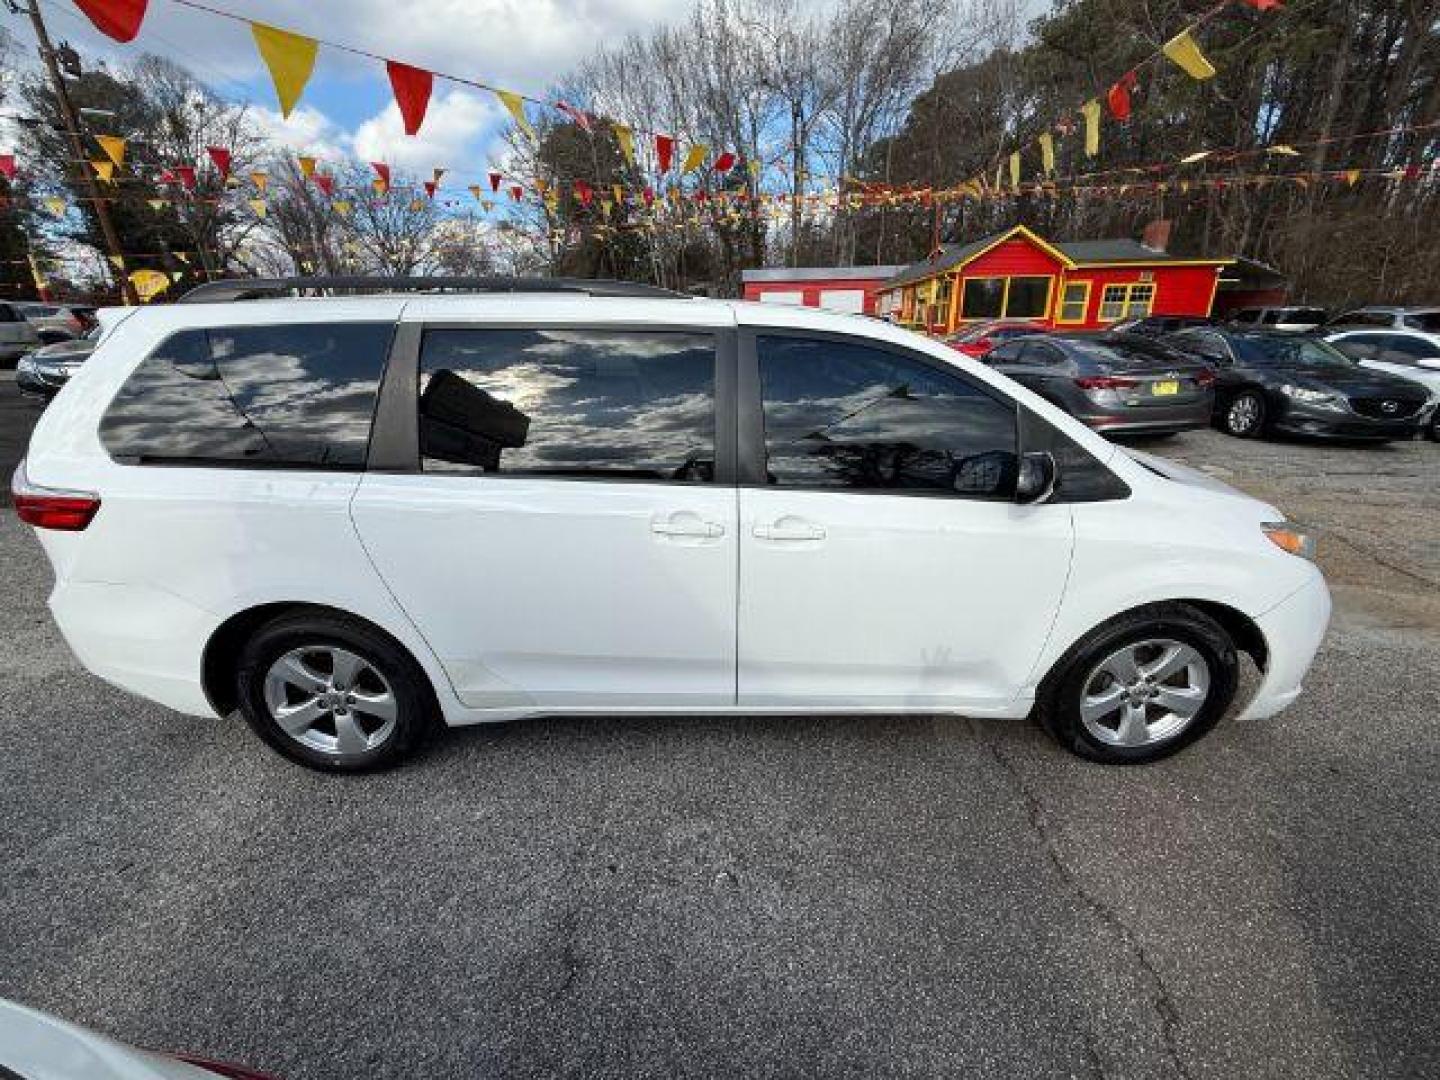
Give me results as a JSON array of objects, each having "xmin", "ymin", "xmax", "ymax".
[
  {"xmin": 753, "ymin": 519, "xmax": 826, "ymax": 542},
  {"xmin": 651, "ymin": 514, "xmax": 725, "ymax": 539}
]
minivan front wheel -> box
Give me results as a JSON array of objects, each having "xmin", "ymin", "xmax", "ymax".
[
  {"xmin": 235, "ymin": 612, "xmax": 434, "ymax": 771},
  {"xmin": 1037, "ymin": 604, "xmax": 1239, "ymax": 764}
]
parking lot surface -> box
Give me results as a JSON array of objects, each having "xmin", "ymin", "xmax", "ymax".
[{"xmin": 2, "ymin": 376, "xmax": 1438, "ymax": 1079}]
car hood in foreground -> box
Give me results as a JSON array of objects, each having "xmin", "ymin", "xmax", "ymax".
[{"xmin": 1121, "ymin": 448, "xmax": 1281, "ymax": 517}]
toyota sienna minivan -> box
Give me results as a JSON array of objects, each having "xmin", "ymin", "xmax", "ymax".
[{"xmin": 14, "ymin": 277, "xmax": 1331, "ymax": 771}]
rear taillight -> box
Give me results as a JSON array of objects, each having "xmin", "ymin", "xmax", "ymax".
[
  {"xmin": 10, "ymin": 460, "xmax": 100, "ymax": 531},
  {"xmin": 1075, "ymin": 375, "xmax": 1140, "ymax": 390},
  {"xmin": 1195, "ymin": 368, "xmax": 1218, "ymax": 387}
]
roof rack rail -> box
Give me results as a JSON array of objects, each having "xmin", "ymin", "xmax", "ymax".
[{"xmin": 177, "ymin": 276, "xmax": 693, "ymax": 304}]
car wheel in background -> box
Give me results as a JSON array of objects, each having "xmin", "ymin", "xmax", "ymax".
[
  {"xmin": 1035, "ymin": 603, "xmax": 1239, "ymax": 764},
  {"xmin": 1221, "ymin": 390, "xmax": 1266, "ymax": 438},
  {"xmin": 234, "ymin": 611, "xmax": 436, "ymax": 772}
]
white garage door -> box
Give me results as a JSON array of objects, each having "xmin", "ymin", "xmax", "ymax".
[
  {"xmin": 758, "ymin": 290, "xmax": 805, "ymax": 305},
  {"xmin": 818, "ymin": 289, "xmax": 865, "ymax": 314}
]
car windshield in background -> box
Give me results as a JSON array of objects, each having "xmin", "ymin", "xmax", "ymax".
[
  {"xmin": 1406, "ymin": 311, "xmax": 1440, "ymax": 332},
  {"xmin": 1063, "ymin": 340, "xmax": 1184, "ymax": 368},
  {"xmin": 1282, "ymin": 308, "xmax": 1327, "ymax": 323},
  {"xmin": 1233, "ymin": 336, "xmax": 1355, "ymax": 368}
]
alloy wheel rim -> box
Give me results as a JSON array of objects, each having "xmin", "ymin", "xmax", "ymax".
[
  {"xmin": 1079, "ymin": 638, "xmax": 1210, "ymax": 748},
  {"xmin": 1229, "ymin": 395, "xmax": 1260, "ymax": 433},
  {"xmin": 262, "ymin": 646, "xmax": 397, "ymax": 756}
]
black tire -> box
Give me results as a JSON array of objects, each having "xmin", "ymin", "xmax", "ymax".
[
  {"xmin": 1034, "ymin": 603, "xmax": 1239, "ymax": 765},
  {"xmin": 234, "ymin": 611, "xmax": 436, "ymax": 772},
  {"xmin": 1220, "ymin": 389, "xmax": 1266, "ymax": 438},
  {"xmin": 1428, "ymin": 410, "xmax": 1439, "ymax": 442}
]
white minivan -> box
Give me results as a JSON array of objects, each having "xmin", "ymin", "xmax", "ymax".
[{"xmin": 14, "ymin": 278, "xmax": 1331, "ymax": 771}]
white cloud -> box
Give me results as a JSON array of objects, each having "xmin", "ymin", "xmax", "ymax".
[
  {"xmin": 351, "ymin": 88, "xmax": 502, "ymax": 174},
  {"xmin": 250, "ymin": 105, "xmax": 353, "ymax": 162}
]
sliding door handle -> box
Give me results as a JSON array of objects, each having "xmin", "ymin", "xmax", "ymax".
[{"xmin": 753, "ymin": 519, "xmax": 826, "ymax": 542}]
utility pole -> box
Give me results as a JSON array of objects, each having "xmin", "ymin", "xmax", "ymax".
[{"xmin": 21, "ymin": 0, "xmax": 138, "ymax": 304}]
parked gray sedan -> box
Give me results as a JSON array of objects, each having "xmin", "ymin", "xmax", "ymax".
[{"xmin": 983, "ymin": 333, "xmax": 1216, "ymax": 436}]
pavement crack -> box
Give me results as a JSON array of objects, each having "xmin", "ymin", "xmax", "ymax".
[
  {"xmin": 974, "ymin": 721, "xmax": 1194, "ymax": 1080},
  {"xmin": 1324, "ymin": 530, "xmax": 1440, "ymax": 590}
]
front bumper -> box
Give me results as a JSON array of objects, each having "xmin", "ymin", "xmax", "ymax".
[
  {"xmin": 1237, "ymin": 570, "xmax": 1332, "ymax": 721},
  {"xmin": 15, "ymin": 364, "xmax": 65, "ymax": 400},
  {"xmin": 1272, "ymin": 400, "xmax": 1423, "ymax": 440}
]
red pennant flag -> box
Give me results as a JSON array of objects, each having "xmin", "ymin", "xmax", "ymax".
[
  {"xmin": 509, "ymin": 184, "xmax": 523, "ymax": 202},
  {"xmin": 175, "ymin": 165, "xmax": 196, "ymax": 190},
  {"xmin": 574, "ymin": 180, "xmax": 593, "ymax": 206},
  {"xmin": 488, "ymin": 171, "xmax": 502, "ymax": 193},
  {"xmin": 386, "ymin": 61, "xmax": 433, "ymax": 137},
  {"xmin": 371, "ymin": 162, "xmax": 391, "ymax": 186},
  {"xmin": 0, "ymin": 155, "xmax": 15, "ymax": 181},
  {"xmin": 206, "ymin": 146, "xmax": 232, "ymax": 179},
  {"xmin": 423, "ymin": 180, "xmax": 437, "ymax": 198},
  {"xmin": 314, "ymin": 174, "xmax": 334, "ymax": 197},
  {"xmin": 73, "ymin": 0, "xmax": 147, "ymax": 43},
  {"xmin": 655, "ymin": 135, "xmax": 674, "ymax": 172},
  {"xmin": 1240, "ymin": 0, "xmax": 1282, "ymax": 8},
  {"xmin": 712, "ymin": 151, "xmax": 736, "ymax": 174},
  {"xmin": 1107, "ymin": 71, "xmax": 1138, "ymax": 121},
  {"xmin": 159, "ymin": 168, "xmax": 175, "ymax": 184},
  {"xmin": 555, "ymin": 101, "xmax": 593, "ymax": 132},
  {"xmin": 642, "ymin": 186, "xmax": 655, "ymax": 205}
]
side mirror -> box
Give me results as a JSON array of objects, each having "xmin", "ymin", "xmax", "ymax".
[{"xmin": 1016, "ymin": 451, "xmax": 1057, "ymax": 505}]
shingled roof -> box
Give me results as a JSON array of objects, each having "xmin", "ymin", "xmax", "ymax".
[{"xmin": 882, "ymin": 226, "xmax": 1211, "ymax": 289}]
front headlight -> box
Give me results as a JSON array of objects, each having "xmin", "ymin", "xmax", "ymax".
[
  {"xmin": 16, "ymin": 356, "xmax": 37, "ymax": 375},
  {"xmin": 1262, "ymin": 521, "xmax": 1317, "ymax": 560},
  {"xmin": 1279, "ymin": 383, "xmax": 1339, "ymax": 405}
]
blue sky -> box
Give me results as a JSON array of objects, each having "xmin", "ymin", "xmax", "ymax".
[{"xmin": 17, "ymin": 0, "xmax": 691, "ymax": 180}]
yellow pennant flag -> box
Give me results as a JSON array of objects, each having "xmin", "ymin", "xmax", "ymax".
[
  {"xmin": 994, "ymin": 161, "xmax": 1003, "ymax": 192},
  {"xmin": 1163, "ymin": 29, "xmax": 1216, "ymax": 80},
  {"xmin": 1039, "ymin": 133, "xmax": 1055, "ymax": 175},
  {"xmin": 468, "ymin": 183, "xmax": 481, "ymax": 199},
  {"xmin": 613, "ymin": 124, "xmax": 635, "ymax": 164},
  {"xmin": 1267, "ymin": 144, "xmax": 1300, "ymax": 157},
  {"xmin": 681, "ymin": 143, "xmax": 708, "ymax": 174},
  {"xmin": 43, "ymin": 196, "xmax": 66, "ymax": 215},
  {"xmin": 147, "ymin": 198, "xmax": 166, "ymax": 211},
  {"xmin": 250, "ymin": 171, "xmax": 268, "ymax": 192},
  {"xmin": 432, "ymin": 167, "xmax": 446, "ymax": 186},
  {"xmin": 1081, "ymin": 99, "xmax": 1102, "ymax": 158},
  {"xmin": 252, "ymin": 22, "xmax": 318, "ymax": 119},
  {"xmin": 1009, "ymin": 151, "xmax": 1021, "ymax": 189},
  {"xmin": 248, "ymin": 198, "xmax": 268, "ymax": 218},
  {"xmin": 91, "ymin": 159, "xmax": 114, "ymax": 181},
  {"xmin": 108, "ymin": 254, "xmax": 125, "ymax": 271},
  {"xmin": 535, "ymin": 178, "xmax": 549, "ymax": 196},
  {"xmin": 1344, "ymin": 169, "xmax": 1361, "ymax": 187},
  {"xmin": 601, "ymin": 199, "xmax": 613, "ymax": 218},
  {"xmin": 297, "ymin": 155, "xmax": 317, "ymax": 178},
  {"xmin": 332, "ymin": 200, "xmax": 352, "ymax": 216},
  {"xmin": 496, "ymin": 90, "xmax": 534, "ymax": 141},
  {"xmin": 372, "ymin": 178, "xmax": 388, "ymax": 194},
  {"xmin": 481, "ymin": 199, "xmax": 494, "ymax": 212},
  {"xmin": 95, "ymin": 135, "xmax": 126, "ymax": 166},
  {"xmin": 409, "ymin": 198, "xmax": 425, "ymax": 211},
  {"xmin": 129, "ymin": 269, "xmax": 170, "ymax": 302},
  {"xmin": 174, "ymin": 252, "xmax": 189, "ymax": 264},
  {"xmin": 612, "ymin": 183, "xmax": 624, "ymax": 205}
]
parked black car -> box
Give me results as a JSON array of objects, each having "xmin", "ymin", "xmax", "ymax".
[
  {"xmin": 983, "ymin": 332, "xmax": 1215, "ymax": 436},
  {"xmin": 14, "ymin": 331, "xmax": 97, "ymax": 401},
  {"xmin": 1167, "ymin": 327, "xmax": 1428, "ymax": 441}
]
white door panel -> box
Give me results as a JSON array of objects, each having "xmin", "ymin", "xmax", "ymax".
[
  {"xmin": 818, "ymin": 289, "xmax": 865, "ymax": 314},
  {"xmin": 739, "ymin": 489, "xmax": 1073, "ymax": 711},
  {"xmin": 352, "ymin": 476, "xmax": 737, "ymax": 709}
]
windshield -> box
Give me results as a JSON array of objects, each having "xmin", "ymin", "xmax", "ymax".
[
  {"xmin": 1405, "ymin": 311, "xmax": 1440, "ymax": 332},
  {"xmin": 1232, "ymin": 336, "xmax": 1355, "ymax": 368}
]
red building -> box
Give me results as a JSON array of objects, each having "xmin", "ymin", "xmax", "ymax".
[
  {"xmin": 876, "ymin": 225, "xmax": 1229, "ymax": 335},
  {"xmin": 741, "ymin": 265, "xmax": 904, "ymax": 316}
]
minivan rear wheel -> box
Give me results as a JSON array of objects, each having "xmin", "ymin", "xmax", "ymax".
[
  {"xmin": 235, "ymin": 612, "xmax": 434, "ymax": 772},
  {"xmin": 1036, "ymin": 604, "xmax": 1239, "ymax": 764}
]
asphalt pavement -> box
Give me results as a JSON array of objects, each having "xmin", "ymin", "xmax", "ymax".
[{"xmin": 2, "ymin": 377, "xmax": 1437, "ymax": 1079}]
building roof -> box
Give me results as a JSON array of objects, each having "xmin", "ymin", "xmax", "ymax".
[
  {"xmin": 881, "ymin": 225, "xmax": 1225, "ymax": 290},
  {"xmin": 742, "ymin": 265, "xmax": 904, "ymax": 283}
]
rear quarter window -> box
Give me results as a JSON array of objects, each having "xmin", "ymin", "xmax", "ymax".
[{"xmin": 100, "ymin": 322, "xmax": 394, "ymax": 468}]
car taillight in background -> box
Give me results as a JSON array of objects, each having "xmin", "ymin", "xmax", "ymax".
[
  {"xmin": 10, "ymin": 459, "xmax": 101, "ymax": 531},
  {"xmin": 1074, "ymin": 375, "xmax": 1141, "ymax": 390},
  {"xmin": 169, "ymin": 1052, "xmax": 283, "ymax": 1079},
  {"xmin": 1194, "ymin": 367, "xmax": 1218, "ymax": 387}
]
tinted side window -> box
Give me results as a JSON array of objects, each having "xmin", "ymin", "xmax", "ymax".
[
  {"xmin": 101, "ymin": 323, "xmax": 393, "ymax": 468},
  {"xmin": 758, "ymin": 335, "xmax": 1018, "ymax": 498},
  {"xmin": 418, "ymin": 329, "xmax": 715, "ymax": 481}
]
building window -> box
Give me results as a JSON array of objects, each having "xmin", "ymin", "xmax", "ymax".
[
  {"xmin": 961, "ymin": 278, "xmax": 1005, "ymax": 319},
  {"xmin": 1005, "ymin": 277, "xmax": 1051, "ymax": 319},
  {"xmin": 961, "ymin": 276, "xmax": 1051, "ymax": 320},
  {"xmin": 1099, "ymin": 283, "xmax": 1157, "ymax": 322},
  {"xmin": 934, "ymin": 277, "xmax": 954, "ymax": 325},
  {"xmin": 1058, "ymin": 281, "xmax": 1090, "ymax": 323}
]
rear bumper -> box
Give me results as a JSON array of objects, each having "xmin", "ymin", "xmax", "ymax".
[
  {"xmin": 1076, "ymin": 401, "xmax": 1213, "ymax": 434},
  {"xmin": 1237, "ymin": 570, "xmax": 1332, "ymax": 722},
  {"xmin": 49, "ymin": 581, "xmax": 221, "ymax": 717}
]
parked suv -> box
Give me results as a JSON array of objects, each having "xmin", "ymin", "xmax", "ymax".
[
  {"xmin": 0, "ymin": 300, "xmax": 43, "ymax": 364},
  {"xmin": 1227, "ymin": 306, "xmax": 1327, "ymax": 333},
  {"xmin": 15, "ymin": 278, "xmax": 1330, "ymax": 771}
]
